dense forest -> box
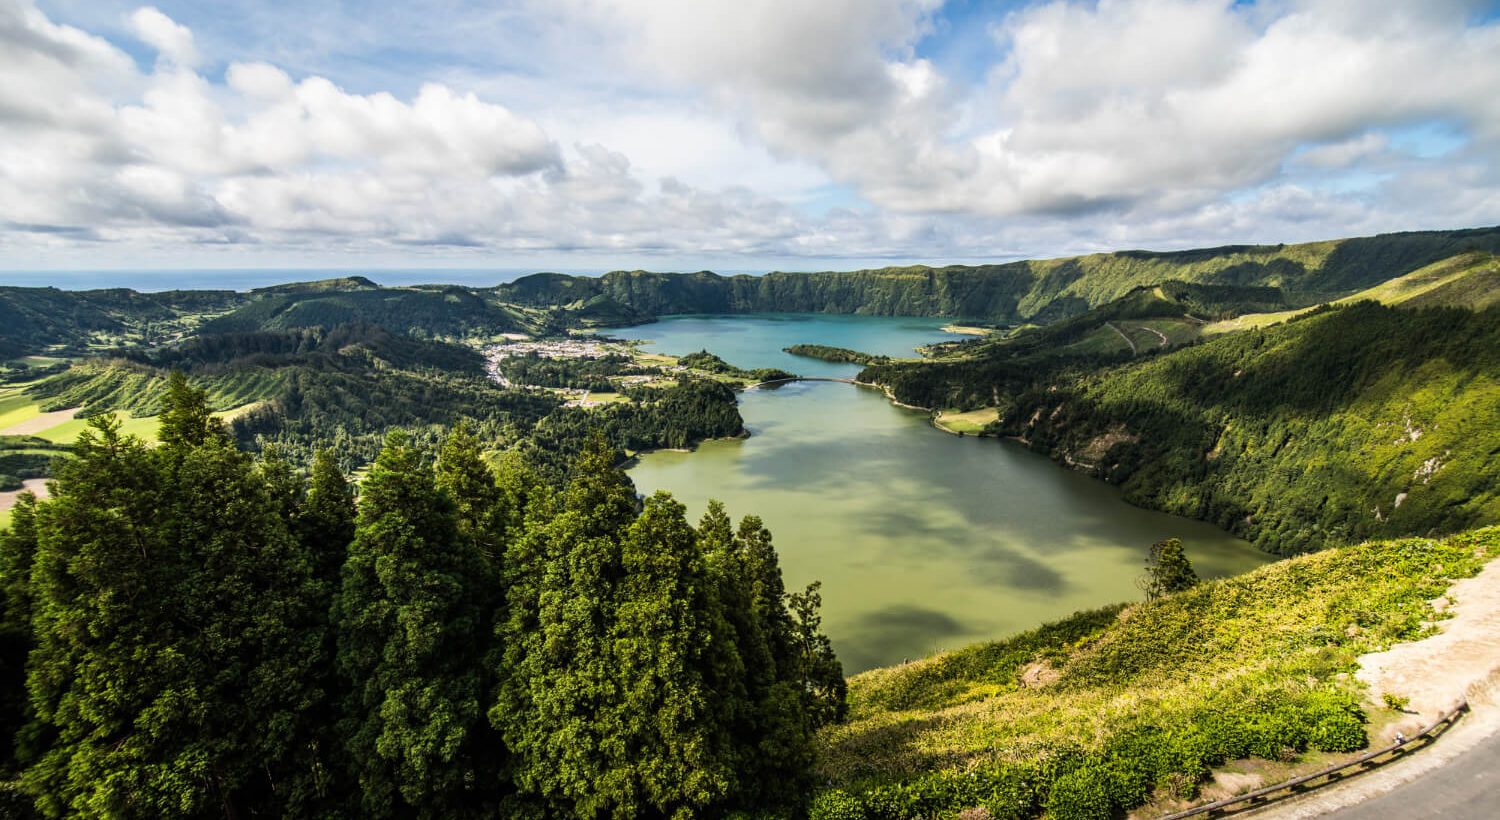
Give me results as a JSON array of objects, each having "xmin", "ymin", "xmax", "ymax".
[{"xmin": 0, "ymin": 377, "xmax": 843, "ymax": 818}]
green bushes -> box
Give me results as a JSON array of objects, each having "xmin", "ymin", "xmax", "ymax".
[
  {"xmin": 818, "ymin": 528, "xmax": 1497, "ymax": 819},
  {"xmin": 811, "ymin": 693, "xmax": 1364, "ymax": 819}
]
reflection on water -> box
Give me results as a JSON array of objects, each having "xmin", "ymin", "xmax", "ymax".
[{"xmin": 621, "ymin": 316, "xmax": 1270, "ymax": 672}]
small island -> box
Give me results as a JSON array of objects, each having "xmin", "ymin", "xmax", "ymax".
[{"xmin": 783, "ymin": 344, "xmax": 890, "ymax": 365}]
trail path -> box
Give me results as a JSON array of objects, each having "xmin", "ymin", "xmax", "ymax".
[
  {"xmin": 1140, "ymin": 326, "xmax": 1169, "ymax": 347},
  {"xmin": 1, "ymin": 407, "xmax": 76, "ymax": 435},
  {"xmin": 1105, "ymin": 322, "xmax": 1138, "ymax": 354},
  {"xmin": 0, "ymin": 478, "xmax": 50, "ymax": 517}
]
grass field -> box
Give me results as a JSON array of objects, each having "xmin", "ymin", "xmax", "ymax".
[
  {"xmin": 0, "ymin": 391, "xmax": 41, "ymax": 430},
  {"xmin": 934, "ymin": 407, "xmax": 999, "ymax": 434},
  {"xmin": 580, "ymin": 391, "xmax": 629, "ymax": 406},
  {"xmin": 21, "ymin": 402, "xmax": 258, "ymax": 446},
  {"xmin": 35, "ymin": 411, "xmax": 162, "ymax": 444},
  {"xmin": 813, "ymin": 527, "xmax": 1499, "ymax": 819},
  {"xmin": 1206, "ymin": 252, "xmax": 1500, "ymax": 335}
]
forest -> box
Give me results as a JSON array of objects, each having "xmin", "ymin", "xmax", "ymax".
[{"xmin": 0, "ymin": 376, "xmax": 843, "ymax": 818}]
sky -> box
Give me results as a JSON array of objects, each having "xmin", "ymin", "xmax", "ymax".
[{"xmin": 2, "ymin": 0, "xmax": 1500, "ymax": 275}]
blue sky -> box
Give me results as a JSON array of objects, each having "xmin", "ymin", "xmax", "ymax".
[{"xmin": 2, "ymin": 0, "xmax": 1499, "ymax": 274}]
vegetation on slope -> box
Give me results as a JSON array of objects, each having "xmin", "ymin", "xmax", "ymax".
[
  {"xmin": 676, "ymin": 350, "xmax": 796, "ymax": 383},
  {"xmin": 812, "ymin": 527, "xmax": 1499, "ymax": 819},
  {"xmin": 19, "ymin": 325, "xmax": 746, "ymax": 472},
  {"xmin": 1207, "ymin": 251, "xmax": 1500, "ymax": 333},
  {"xmin": 863, "ymin": 293, "xmax": 1500, "ymax": 554},
  {"xmin": 201, "ymin": 283, "xmax": 530, "ymax": 339},
  {"xmin": 997, "ymin": 303, "xmax": 1500, "ymax": 554},
  {"xmin": 0, "ymin": 287, "xmax": 241, "ymax": 357},
  {"xmin": 496, "ymin": 226, "xmax": 1500, "ymax": 324}
]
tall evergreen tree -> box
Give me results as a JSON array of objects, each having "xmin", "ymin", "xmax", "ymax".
[
  {"xmin": 23, "ymin": 388, "xmax": 325, "ymax": 818},
  {"xmin": 435, "ymin": 424, "xmax": 504, "ymax": 563},
  {"xmin": 787, "ymin": 581, "xmax": 848, "ymax": 727},
  {"xmin": 157, "ymin": 370, "xmax": 222, "ymax": 450},
  {"xmin": 298, "ymin": 449, "xmax": 356, "ymax": 593},
  {"xmin": 333, "ymin": 432, "xmax": 497, "ymax": 818},
  {"xmin": 0, "ymin": 492, "xmax": 39, "ymax": 775},
  {"xmin": 607, "ymin": 492, "xmax": 738, "ymax": 817},
  {"xmin": 495, "ymin": 434, "xmax": 636, "ymax": 817}
]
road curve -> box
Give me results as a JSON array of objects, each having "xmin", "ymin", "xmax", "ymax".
[{"xmin": 1320, "ymin": 729, "xmax": 1500, "ymax": 819}]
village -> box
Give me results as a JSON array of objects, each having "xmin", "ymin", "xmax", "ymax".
[{"xmin": 481, "ymin": 336, "xmax": 682, "ymax": 406}]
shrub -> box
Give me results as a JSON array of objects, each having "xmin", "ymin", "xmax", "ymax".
[
  {"xmin": 1381, "ymin": 692, "xmax": 1411, "ymax": 712},
  {"xmin": 808, "ymin": 789, "xmax": 866, "ymax": 820},
  {"xmin": 1045, "ymin": 766, "xmax": 1117, "ymax": 820}
]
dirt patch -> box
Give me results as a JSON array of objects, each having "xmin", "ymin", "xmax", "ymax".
[
  {"xmin": 1076, "ymin": 427, "xmax": 1138, "ymax": 463},
  {"xmin": 1201, "ymin": 770, "xmax": 1266, "ymax": 801},
  {"xmin": 1355, "ymin": 558, "xmax": 1500, "ymax": 742},
  {"xmin": 1, "ymin": 407, "xmax": 77, "ymax": 435},
  {"xmin": 1245, "ymin": 556, "xmax": 1500, "ymax": 818},
  {"xmin": 0, "ymin": 478, "xmax": 51, "ymax": 516},
  {"xmin": 1018, "ymin": 661, "xmax": 1059, "ymax": 688}
]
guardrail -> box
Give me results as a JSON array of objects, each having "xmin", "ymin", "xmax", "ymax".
[{"xmin": 1159, "ymin": 700, "xmax": 1470, "ymax": 819}]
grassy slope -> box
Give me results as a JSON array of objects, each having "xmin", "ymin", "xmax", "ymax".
[
  {"xmin": 813, "ymin": 527, "xmax": 1499, "ymax": 819},
  {"xmin": 1206, "ymin": 251, "xmax": 1500, "ymax": 333}
]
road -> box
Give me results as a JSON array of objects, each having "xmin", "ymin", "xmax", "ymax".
[{"xmin": 1322, "ymin": 728, "xmax": 1500, "ymax": 819}]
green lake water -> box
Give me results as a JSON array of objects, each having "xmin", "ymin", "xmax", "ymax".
[{"xmin": 615, "ymin": 315, "xmax": 1271, "ymax": 673}]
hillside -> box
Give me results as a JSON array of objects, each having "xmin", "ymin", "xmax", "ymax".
[
  {"xmin": 1207, "ymin": 251, "xmax": 1500, "ymax": 333},
  {"xmin": 497, "ymin": 226, "xmax": 1500, "ymax": 324},
  {"xmin": 864, "ymin": 300, "xmax": 1500, "ymax": 554},
  {"xmin": 4, "ymin": 227, "xmax": 1495, "ymax": 362},
  {"xmin": 0, "ymin": 287, "xmax": 242, "ymax": 358},
  {"xmin": 812, "ymin": 527, "xmax": 1500, "ymax": 819},
  {"xmin": 200, "ymin": 283, "xmax": 533, "ymax": 338}
]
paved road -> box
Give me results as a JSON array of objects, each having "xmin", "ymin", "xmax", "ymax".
[{"xmin": 1324, "ymin": 729, "xmax": 1500, "ymax": 819}]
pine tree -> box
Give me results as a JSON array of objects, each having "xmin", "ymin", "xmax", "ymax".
[
  {"xmin": 255, "ymin": 444, "xmax": 305, "ymax": 528},
  {"xmin": 0, "ymin": 492, "xmax": 39, "ymax": 774},
  {"xmin": 298, "ymin": 449, "xmax": 356, "ymax": 593},
  {"xmin": 495, "ymin": 433, "xmax": 636, "ymax": 817},
  {"xmin": 22, "ymin": 381, "xmax": 328, "ymax": 818},
  {"xmin": 157, "ymin": 370, "xmax": 222, "ymax": 450},
  {"xmin": 333, "ymin": 431, "xmax": 498, "ymax": 818},
  {"xmin": 435, "ymin": 424, "xmax": 504, "ymax": 563},
  {"xmin": 787, "ymin": 581, "xmax": 848, "ymax": 727},
  {"xmin": 607, "ymin": 491, "xmax": 738, "ymax": 817}
]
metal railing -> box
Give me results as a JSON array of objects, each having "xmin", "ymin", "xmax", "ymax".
[{"xmin": 1158, "ymin": 700, "xmax": 1470, "ymax": 819}]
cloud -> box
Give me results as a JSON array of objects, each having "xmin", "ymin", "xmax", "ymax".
[
  {"xmin": 128, "ymin": 6, "xmax": 199, "ymax": 67},
  {"xmin": 0, "ymin": 0, "xmax": 1498, "ymax": 270}
]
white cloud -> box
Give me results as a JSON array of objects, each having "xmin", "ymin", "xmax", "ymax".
[
  {"xmin": 1, "ymin": 0, "xmax": 1498, "ymax": 269},
  {"xmin": 128, "ymin": 6, "xmax": 199, "ymax": 67}
]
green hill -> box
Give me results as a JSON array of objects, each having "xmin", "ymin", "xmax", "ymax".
[
  {"xmin": 812, "ymin": 526, "xmax": 1498, "ymax": 819},
  {"xmin": 201, "ymin": 284, "xmax": 530, "ymax": 338},
  {"xmin": 496, "ymin": 226, "xmax": 1500, "ymax": 324},
  {"xmin": 865, "ymin": 299, "xmax": 1500, "ymax": 554},
  {"xmin": 0, "ymin": 286, "xmax": 242, "ymax": 357},
  {"xmin": 1207, "ymin": 251, "xmax": 1500, "ymax": 333}
]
